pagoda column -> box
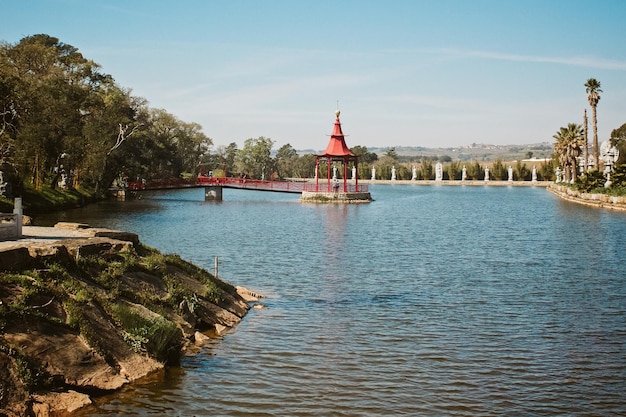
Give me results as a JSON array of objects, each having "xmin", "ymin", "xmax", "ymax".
[
  {"xmin": 315, "ymin": 157, "xmax": 320, "ymax": 192},
  {"xmin": 327, "ymin": 157, "xmax": 331, "ymax": 192}
]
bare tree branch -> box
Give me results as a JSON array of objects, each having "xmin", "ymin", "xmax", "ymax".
[
  {"xmin": 107, "ymin": 123, "xmax": 142, "ymax": 156},
  {"xmin": 0, "ymin": 108, "xmax": 17, "ymax": 139}
]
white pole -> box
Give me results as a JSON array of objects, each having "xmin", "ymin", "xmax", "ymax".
[
  {"xmin": 214, "ymin": 256, "xmax": 218, "ymax": 279},
  {"xmin": 13, "ymin": 197, "xmax": 22, "ymax": 238}
]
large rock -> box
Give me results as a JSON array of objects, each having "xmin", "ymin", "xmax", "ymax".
[{"xmin": 0, "ymin": 247, "xmax": 32, "ymax": 270}]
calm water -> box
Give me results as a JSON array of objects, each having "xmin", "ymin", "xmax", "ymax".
[{"xmin": 39, "ymin": 185, "xmax": 626, "ymax": 416}]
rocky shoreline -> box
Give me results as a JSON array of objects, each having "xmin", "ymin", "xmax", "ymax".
[
  {"xmin": 0, "ymin": 223, "xmax": 257, "ymax": 416},
  {"xmin": 548, "ymin": 184, "xmax": 626, "ymax": 212}
]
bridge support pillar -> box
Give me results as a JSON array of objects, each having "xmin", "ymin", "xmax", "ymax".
[{"xmin": 204, "ymin": 186, "xmax": 223, "ymax": 201}]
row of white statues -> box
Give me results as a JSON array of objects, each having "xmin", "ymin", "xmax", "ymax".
[
  {"xmin": 364, "ymin": 163, "xmax": 538, "ymax": 182},
  {"xmin": 342, "ymin": 140, "xmax": 618, "ymax": 183}
]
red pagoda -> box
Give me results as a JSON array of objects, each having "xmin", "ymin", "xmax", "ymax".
[{"xmin": 314, "ymin": 110, "xmax": 360, "ymax": 193}]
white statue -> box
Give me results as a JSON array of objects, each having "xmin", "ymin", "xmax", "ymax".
[
  {"xmin": 600, "ymin": 140, "xmax": 619, "ymax": 165},
  {"xmin": 391, "ymin": 165, "xmax": 396, "ymax": 181},
  {"xmin": 371, "ymin": 167, "xmax": 376, "ymax": 181},
  {"xmin": 411, "ymin": 166, "xmax": 417, "ymax": 181},
  {"xmin": 435, "ymin": 162, "xmax": 443, "ymax": 181},
  {"xmin": 352, "ymin": 166, "xmax": 357, "ymax": 180},
  {"xmin": 461, "ymin": 165, "xmax": 467, "ymax": 181},
  {"xmin": 532, "ymin": 166, "xmax": 537, "ymax": 182},
  {"xmin": 587, "ymin": 155, "xmax": 596, "ymax": 171},
  {"xmin": 600, "ymin": 140, "xmax": 619, "ymax": 187},
  {"xmin": 484, "ymin": 167, "xmax": 490, "ymax": 181},
  {"xmin": 508, "ymin": 166, "xmax": 513, "ymax": 182},
  {"xmin": 555, "ymin": 167, "xmax": 562, "ymax": 183},
  {"xmin": 332, "ymin": 165, "xmax": 338, "ymax": 180}
]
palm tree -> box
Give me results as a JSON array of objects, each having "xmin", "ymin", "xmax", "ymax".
[
  {"xmin": 585, "ymin": 78, "xmax": 602, "ymax": 170},
  {"xmin": 583, "ymin": 109, "xmax": 588, "ymax": 172},
  {"xmin": 553, "ymin": 123, "xmax": 584, "ymax": 182}
]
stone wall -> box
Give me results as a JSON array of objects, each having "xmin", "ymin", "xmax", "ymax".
[
  {"xmin": 300, "ymin": 191, "xmax": 372, "ymax": 203},
  {"xmin": 548, "ymin": 184, "xmax": 626, "ymax": 211}
]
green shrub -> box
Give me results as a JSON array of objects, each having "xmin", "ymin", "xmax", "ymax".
[
  {"xmin": 110, "ymin": 303, "xmax": 182, "ymax": 363},
  {"xmin": 575, "ymin": 170, "xmax": 605, "ymax": 192},
  {"xmin": 611, "ymin": 164, "xmax": 626, "ymax": 188}
]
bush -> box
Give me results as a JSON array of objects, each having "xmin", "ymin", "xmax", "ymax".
[
  {"xmin": 111, "ymin": 303, "xmax": 182, "ymax": 363},
  {"xmin": 575, "ymin": 170, "xmax": 605, "ymax": 192},
  {"xmin": 611, "ymin": 164, "xmax": 626, "ymax": 187}
]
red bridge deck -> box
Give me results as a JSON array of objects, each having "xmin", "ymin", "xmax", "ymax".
[{"xmin": 127, "ymin": 177, "xmax": 367, "ymax": 193}]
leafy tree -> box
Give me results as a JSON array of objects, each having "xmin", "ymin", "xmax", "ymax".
[
  {"xmin": 585, "ymin": 78, "xmax": 602, "ymax": 170},
  {"xmin": 351, "ymin": 145, "xmax": 378, "ymax": 164},
  {"xmin": 610, "ymin": 122, "xmax": 626, "ymax": 164},
  {"xmin": 385, "ymin": 147, "xmax": 398, "ymax": 160},
  {"xmin": 275, "ymin": 143, "xmax": 298, "ymax": 179},
  {"xmin": 140, "ymin": 109, "xmax": 211, "ymax": 179},
  {"xmin": 491, "ymin": 159, "xmax": 506, "ymax": 180},
  {"xmin": 539, "ymin": 159, "xmax": 555, "ymax": 181},
  {"xmin": 610, "ymin": 163, "xmax": 626, "ymax": 188},
  {"xmin": 221, "ymin": 142, "xmax": 238, "ymax": 176},
  {"xmin": 86, "ymin": 87, "xmax": 147, "ymax": 194},
  {"xmin": 235, "ymin": 137, "xmax": 274, "ymax": 179},
  {"xmin": 4, "ymin": 35, "xmax": 100, "ymax": 189},
  {"xmin": 375, "ymin": 154, "xmax": 397, "ymax": 180},
  {"xmin": 420, "ymin": 158, "xmax": 433, "ymax": 180},
  {"xmin": 515, "ymin": 160, "xmax": 531, "ymax": 181},
  {"xmin": 293, "ymin": 153, "xmax": 316, "ymax": 179},
  {"xmin": 447, "ymin": 160, "xmax": 462, "ymax": 180},
  {"xmin": 466, "ymin": 161, "xmax": 483, "ymax": 180},
  {"xmin": 351, "ymin": 145, "xmax": 377, "ymax": 179},
  {"xmin": 0, "ymin": 34, "xmax": 218, "ymax": 196},
  {"xmin": 395, "ymin": 164, "xmax": 410, "ymax": 180}
]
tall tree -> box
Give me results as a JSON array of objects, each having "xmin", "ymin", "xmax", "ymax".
[
  {"xmin": 610, "ymin": 122, "xmax": 626, "ymax": 165},
  {"xmin": 235, "ymin": 137, "xmax": 274, "ymax": 179},
  {"xmin": 275, "ymin": 143, "xmax": 298, "ymax": 179},
  {"xmin": 582, "ymin": 109, "xmax": 588, "ymax": 173},
  {"xmin": 585, "ymin": 78, "xmax": 602, "ymax": 170},
  {"xmin": 553, "ymin": 123, "xmax": 584, "ymax": 182}
]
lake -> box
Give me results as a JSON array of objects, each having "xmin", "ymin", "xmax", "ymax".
[{"xmin": 37, "ymin": 184, "xmax": 626, "ymax": 416}]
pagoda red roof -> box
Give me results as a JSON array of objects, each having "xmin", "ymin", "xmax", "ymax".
[{"xmin": 319, "ymin": 111, "xmax": 354, "ymax": 157}]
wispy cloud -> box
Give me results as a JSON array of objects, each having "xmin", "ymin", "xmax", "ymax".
[{"xmin": 434, "ymin": 48, "xmax": 626, "ymax": 71}]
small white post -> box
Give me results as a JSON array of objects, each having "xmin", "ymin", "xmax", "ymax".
[
  {"xmin": 13, "ymin": 197, "xmax": 22, "ymax": 238},
  {"xmin": 214, "ymin": 256, "xmax": 218, "ymax": 279}
]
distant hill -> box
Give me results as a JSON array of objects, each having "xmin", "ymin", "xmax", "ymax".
[{"xmin": 297, "ymin": 143, "xmax": 554, "ymax": 162}]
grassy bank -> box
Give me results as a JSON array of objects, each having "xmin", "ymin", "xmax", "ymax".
[
  {"xmin": 0, "ymin": 186, "xmax": 98, "ymax": 215},
  {"xmin": 0, "ymin": 228, "xmax": 249, "ymax": 416}
]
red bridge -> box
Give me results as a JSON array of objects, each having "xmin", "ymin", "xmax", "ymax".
[
  {"xmin": 123, "ymin": 111, "xmax": 372, "ymax": 203},
  {"xmin": 127, "ymin": 176, "xmax": 367, "ymax": 194}
]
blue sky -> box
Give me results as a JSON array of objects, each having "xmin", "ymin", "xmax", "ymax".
[{"xmin": 4, "ymin": 0, "xmax": 626, "ymax": 151}]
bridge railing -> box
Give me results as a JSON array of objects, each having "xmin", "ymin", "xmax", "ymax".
[
  {"xmin": 129, "ymin": 176, "xmax": 368, "ymax": 193},
  {"xmin": 197, "ymin": 177, "xmax": 307, "ymax": 193}
]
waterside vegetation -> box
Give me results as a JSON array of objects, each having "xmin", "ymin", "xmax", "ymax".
[{"xmin": 0, "ymin": 228, "xmax": 249, "ymax": 416}]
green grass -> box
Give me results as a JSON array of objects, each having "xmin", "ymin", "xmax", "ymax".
[{"xmin": 0, "ymin": 183, "xmax": 97, "ymax": 214}]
